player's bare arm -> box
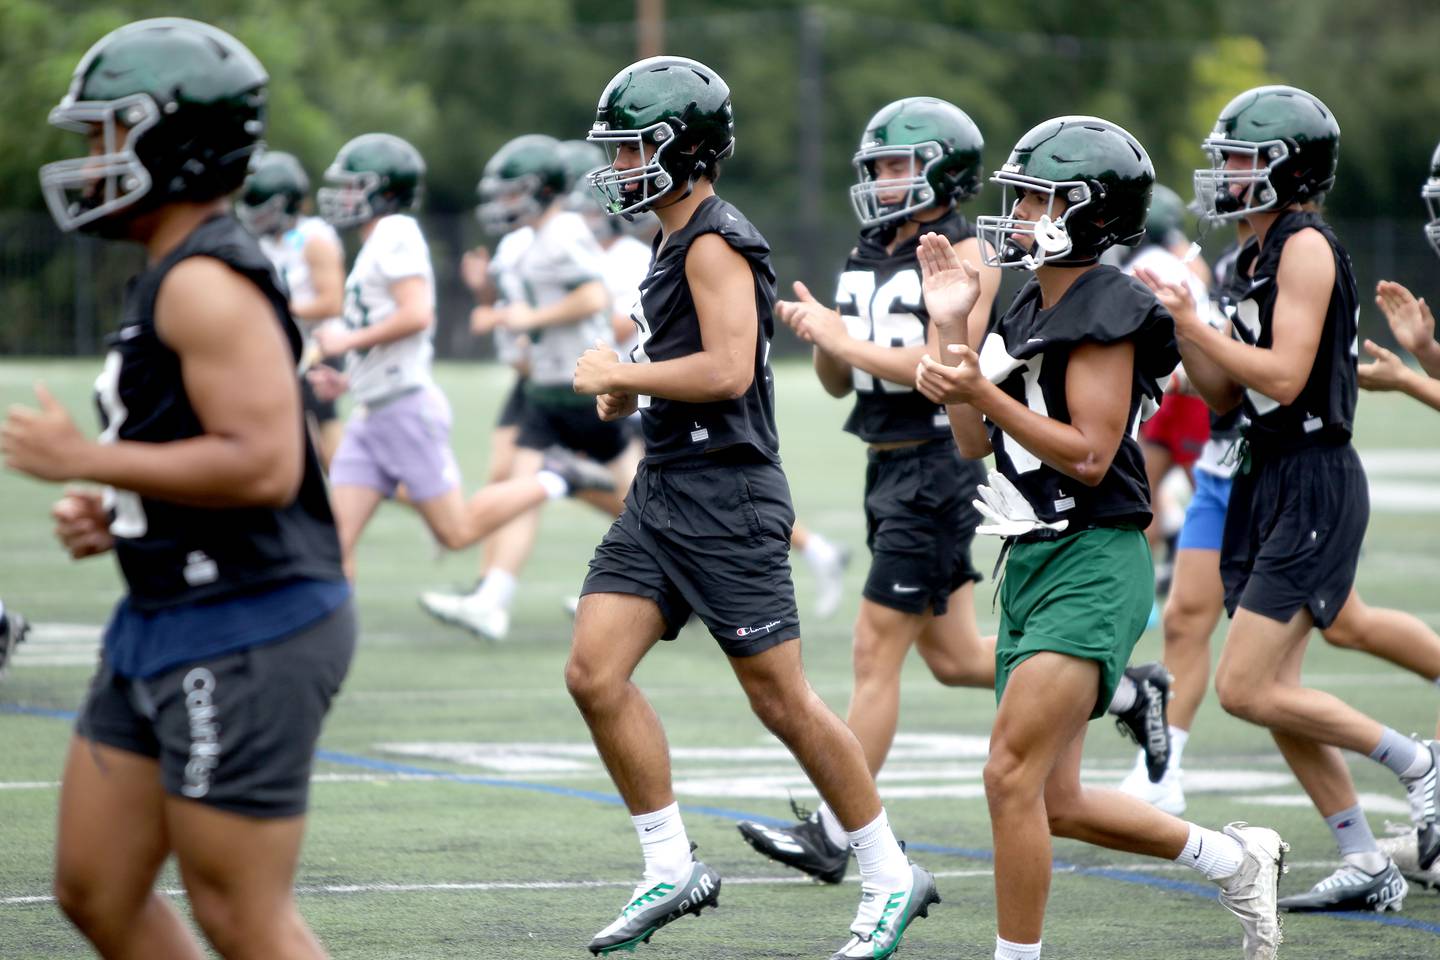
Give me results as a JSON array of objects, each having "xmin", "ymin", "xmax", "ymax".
[
  {"xmin": 3, "ymin": 257, "xmax": 304, "ymax": 508},
  {"xmin": 289, "ymin": 233, "xmax": 345, "ymax": 322},
  {"xmin": 579, "ymin": 233, "xmax": 756, "ymax": 403},
  {"xmin": 317, "ymin": 274, "xmax": 432, "ymax": 356},
  {"xmin": 1360, "ymin": 338, "xmax": 1440, "ymax": 412},
  {"xmin": 1145, "ymin": 228, "xmax": 1329, "ymax": 409}
]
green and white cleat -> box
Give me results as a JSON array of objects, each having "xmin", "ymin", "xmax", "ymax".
[
  {"xmin": 829, "ymin": 863, "xmax": 939, "ymax": 959},
  {"xmin": 587, "ymin": 861, "xmax": 721, "ymax": 956}
]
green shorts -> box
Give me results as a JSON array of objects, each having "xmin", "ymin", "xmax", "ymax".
[{"xmin": 995, "ymin": 526, "xmax": 1153, "ymax": 719}]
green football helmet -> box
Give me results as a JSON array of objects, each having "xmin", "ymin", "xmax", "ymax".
[
  {"xmin": 39, "ymin": 17, "xmax": 267, "ymax": 235},
  {"xmin": 237, "ymin": 151, "xmax": 309, "ymax": 237},
  {"xmin": 849, "ymin": 97, "xmax": 984, "ymax": 228},
  {"xmin": 1144, "ymin": 184, "xmax": 1187, "ymax": 247},
  {"xmin": 976, "ymin": 116, "xmax": 1154, "ymax": 270},
  {"xmin": 587, "ymin": 56, "xmax": 735, "ymax": 216},
  {"xmin": 1423, "ymin": 139, "xmax": 1440, "ymax": 259},
  {"xmin": 476, "ymin": 134, "xmax": 568, "ymax": 234},
  {"xmin": 558, "ymin": 139, "xmax": 607, "ymax": 192},
  {"xmin": 1193, "ymin": 85, "xmax": 1339, "ymax": 221},
  {"xmin": 318, "ymin": 133, "xmax": 425, "ymax": 229}
]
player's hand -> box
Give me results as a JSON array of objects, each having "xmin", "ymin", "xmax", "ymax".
[
  {"xmin": 306, "ymin": 364, "xmax": 350, "ymax": 402},
  {"xmin": 574, "ymin": 340, "xmax": 620, "ymax": 396},
  {"xmin": 470, "ymin": 305, "xmax": 504, "ymax": 335},
  {"xmin": 2, "ymin": 384, "xmax": 93, "ymax": 482},
  {"xmin": 776, "ymin": 281, "xmax": 847, "ymax": 352},
  {"xmin": 1374, "ymin": 280, "xmax": 1436, "ymax": 357},
  {"xmin": 51, "ymin": 487, "xmax": 113, "ymax": 559},
  {"xmin": 597, "ymin": 391, "xmax": 638, "ymax": 422},
  {"xmin": 1136, "ymin": 267, "xmax": 1205, "ymax": 341},
  {"xmin": 916, "ymin": 345, "xmax": 983, "ymax": 405},
  {"xmin": 917, "ymin": 232, "xmax": 981, "ymax": 334},
  {"xmin": 1357, "ymin": 339, "xmax": 1413, "ymax": 393},
  {"xmin": 313, "ymin": 321, "xmax": 354, "ymax": 358},
  {"xmin": 498, "ymin": 302, "xmax": 537, "ymax": 332},
  {"xmin": 460, "ymin": 247, "xmax": 492, "ymax": 295}
]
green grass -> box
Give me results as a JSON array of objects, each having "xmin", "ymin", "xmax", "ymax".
[{"xmin": 2, "ymin": 358, "xmax": 1440, "ymax": 959}]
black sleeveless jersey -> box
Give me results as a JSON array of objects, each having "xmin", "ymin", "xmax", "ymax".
[
  {"xmin": 97, "ymin": 215, "xmax": 343, "ymax": 610},
  {"xmin": 982, "ymin": 266, "xmax": 1179, "ymax": 529},
  {"xmin": 1207, "ymin": 239, "xmax": 1250, "ymax": 441},
  {"xmin": 631, "ymin": 196, "xmax": 781, "ymax": 463},
  {"xmin": 1221, "ymin": 210, "xmax": 1359, "ymax": 449},
  {"xmin": 838, "ymin": 210, "xmax": 976, "ymax": 443}
]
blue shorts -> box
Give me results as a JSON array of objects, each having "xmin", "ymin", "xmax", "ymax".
[{"xmin": 1176, "ymin": 470, "xmax": 1232, "ymax": 552}]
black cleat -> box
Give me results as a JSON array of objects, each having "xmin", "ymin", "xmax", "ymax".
[
  {"xmin": 1113, "ymin": 662, "xmax": 1172, "ymax": 783},
  {"xmin": 0, "ymin": 608, "xmax": 30, "ymax": 680},
  {"xmin": 542, "ymin": 447, "xmax": 615, "ymax": 496},
  {"xmin": 1278, "ymin": 861, "xmax": 1407, "ymax": 913},
  {"xmin": 737, "ymin": 800, "xmax": 850, "ymax": 884},
  {"xmin": 587, "ymin": 860, "xmax": 721, "ymax": 955},
  {"xmin": 1404, "ymin": 739, "xmax": 1440, "ymax": 870}
]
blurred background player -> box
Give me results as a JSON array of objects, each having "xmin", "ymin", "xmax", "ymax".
[
  {"xmin": 1142, "ymin": 84, "xmax": 1438, "ymax": 915},
  {"xmin": 738, "ymin": 96, "xmax": 1003, "ymax": 881},
  {"xmin": 567, "ymin": 56, "xmax": 937, "ymax": 958},
  {"xmin": 2, "ymin": 19, "xmax": 354, "ymax": 958},
  {"xmin": 919, "ymin": 116, "xmax": 1284, "ymax": 960},
  {"xmin": 0, "ymin": 598, "xmax": 30, "ymax": 679},
  {"xmin": 311, "ymin": 133, "xmax": 610, "ymax": 582},
  {"xmin": 420, "ymin": 134, "xmax": 630, "ymax": 640},
  {"xmin": 237, "ymin": 150, "xmax": 347, "ymax": 467},
  {"xmin": 1116, "ymin": 185, "xmax": 1211, "ymax": 599}
]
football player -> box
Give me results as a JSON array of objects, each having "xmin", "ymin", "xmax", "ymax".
[
  {"xmin": 1141, "ymin": 84, "xmax": 1438, "ymax": 914},
  {"xmin": 419, "ymin": 134, "xmax": 630, "ymax": 640},
  {"xmin": 0, "ymin": 598, "xmax": 29, "ymax": 680},
  {"xmin": 236, "ymin": 150, "xmax": 347, "ymax": 466},
  {"xmin": 310, "ymin": 133, "xmax": 612, "ymax": 582},
  {"xmin": 1, "ymin": 19, "xmax": 352, "ymax": 958},
  {"xmin": 1122, "ymin": 213, "xmax": 1440, "ymax": 826},
  {"xmin": 568, "ymin": 56, "xmax": 938, "ymax": 958},
  {"xmin": 918, "ymin": 116, "xmax": 1285, "ymax": 960}
]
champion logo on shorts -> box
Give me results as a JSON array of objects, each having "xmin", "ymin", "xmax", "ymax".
[
  {"xmin": 736, "ymin": 619, "xmax": 783, "ymax": 638},
  {"xmin": 181, "ymin": 667, "xmax": 222, "ymax": 799}
]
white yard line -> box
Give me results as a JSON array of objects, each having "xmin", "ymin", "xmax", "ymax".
[{"xmin": 0, "ymin": 861, "xmax": 1351, "ymax": 908}]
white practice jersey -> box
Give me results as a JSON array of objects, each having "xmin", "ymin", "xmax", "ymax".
[
  {"xmin": 259, "ymin": 216, "xmax": 343, "ymax": 325},
  {"xmin": 490, "ymin": 226, "xmax": 534, "ymax": 367},
  {"xmin": 341, "ymin": 214, "xmax": 436, "ymax": 405},
  {"xmin": 602, "ymin": 234, "xmax": 652, "ymax": 361},
  {"xmin": 512, "ymin": 211, "xmax": 612, "ymax": 386}
]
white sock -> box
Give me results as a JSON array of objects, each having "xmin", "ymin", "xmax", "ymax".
[
  {"xmin": 535, "ymin": 469, "xmax": 569, "ymax": 500},
  {"xmin": 472, "ymin": 569, "xmax": 517, "ymax": 610},
  {"xmin": 1169, "ymin": 726, "xmax": 1190, "ymax": 770},
  {"xmin": 1175, "ymin": 822, "xmax": 1245, "ymax": 881},
  {"xmin": 848, "ymin": 808, "xmax": 910, "ymax": 888},
  {"xmin": 1402, "ymin": 743, "xmax": 1435, "ymax": 781},
  {"xmin": 802, "ymin": 532, "xmax": 840, "ymax": 569},
  {"xmin": 995, "ymin": 935, "xmax": 1042, "ymax": 960},
  {"xmin": 1108, "ymin": 674, "xmax": 1138, "ymax": 714},
  {"xmin": 632, "ymin": 802, "xmax": 693, "ymax": 884},
  {"xmin": 1344, "ymin": 851, "xmax": 1390, "ymax": 875},
  {"xmin": 816, "ymin": 802, "xmax": 848, "ymax": 850}
]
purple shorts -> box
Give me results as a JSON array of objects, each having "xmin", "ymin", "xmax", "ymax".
[{"xmin": 329, "ymin": 385, "xmax": 461, "ymax": 502}]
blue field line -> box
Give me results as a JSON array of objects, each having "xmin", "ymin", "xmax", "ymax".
[{"xmin": 6, "ymin": 703, "xmax": 1440, "ymax": 936}]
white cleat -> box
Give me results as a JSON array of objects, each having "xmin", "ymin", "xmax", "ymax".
[
  {"xmin": 1215, "ymin": 822, "xmax": 1287, "ymax": 960},
  {"xmin": 1379, "ymin": 821, "xmax": 1440, "ymax": 892},
  {"xmin": 1117, "ymin": 749, "xmax": 1186, "ymax": 815},
  {"xmin": 418, "ymin": 590, "xmax": 510, "ymax": 642},
  {"xmin": 808, "ymin": 544, "xmax": 851, "ymax": 622}
]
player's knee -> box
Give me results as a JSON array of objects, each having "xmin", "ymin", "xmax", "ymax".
[
  {"xmin": 849, "ymin": 622, "xmax": 896, "ymax": 683},
  {"xmin": 52, "ymin": 870, "xmax": 102, "ymax": 932},
  {"xmin": 564, "ymin": 654, "xmax": 607, "ymax": 710},
  {"xmin": 431, "ymin": 522, "xmax": 471, "ymax": 553},
  {"xmin": 1214, "ymin": 668, "xmax": 1263, "ymax": 723},
  {"xmin": 1319, "ymin": 618, "xmax": 1364, "ymax": 651},
  {"xmin": 1161, "ymin": 600, "xmax": 1204, "ymax": 646},
  {"xmin": 745, "ymin": 685, "xmax": 800, "ymax": 738},
  {"xmin": 982, "ymin": 741, "xmax": 1037, "ymax": 807}
]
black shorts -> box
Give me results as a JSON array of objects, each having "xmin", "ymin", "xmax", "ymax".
[
  {"xmin": 582, "ymin": 452, "xmax": 800, "ymax": 656},
  {"xmin": 517, "ymin": 391, "xmax": 629, "ymax": 464},
  {"xmin": 496, "ymin": 375, "xmax": 529, "ymax": 429},
  {"xmin": 76, "ymin": 600, "xmax": 356, "ymax": 818},
  {"xmin": 863, "ymin": 440, "xmax": 985, "ymax": 615},
  {"xmin": 1221, "ymin": 440, "xmax": 1367, "ymax": 629},
  {"xmin": 301, "ymin": 356, "xmax": 343, "ymax": 424}
]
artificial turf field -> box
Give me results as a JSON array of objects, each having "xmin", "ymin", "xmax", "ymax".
[{"xmin": 2, "ymin": 358, "xmax": 1439, "ymax": 959}]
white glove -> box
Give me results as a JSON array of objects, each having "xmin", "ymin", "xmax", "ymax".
[{"xmin": 972, "ymin": 471, "xmax": 1069, "ymax": 539}]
